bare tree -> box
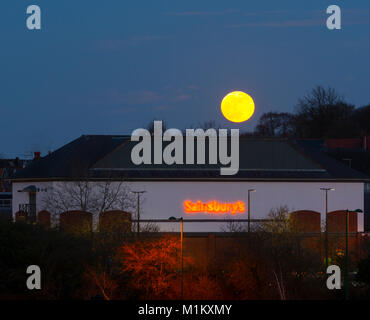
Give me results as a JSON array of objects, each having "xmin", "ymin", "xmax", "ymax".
[
  {"xmin": 255, "ymin": 112, "xmax": 294, "ymax": 137},
  {"xmin": 220, "ymin": 220, "xmax": 248, "ymax": 233},
  {"xmin": 254, "ymin": 205, "xmax": 322, "ymax": 299},
  {"xmin": 139, "ymin": 221, "xmax": 160, "ymax": 233},
  {"xmin": 42, "ymin": 179, "xmax": 136, "ymax": 227},
  {"xmin": 293, "ymin": 86, "xmax": 356, "ymax": 138},
  {"xmin": 85, "ymin": 266, "xmax": 118, "ymax": 300},
  {"xmin": 257, "ymin": 205, "xmax": 292, "ymax": 233},
  {"xmin": 298, "ymin": 86, "xmax": 342, "ymax": 109}
]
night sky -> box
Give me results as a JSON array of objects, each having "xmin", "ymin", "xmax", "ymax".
[{"xmin": 1, "ymin": 0, "xmax": 370, "ymax": 157}]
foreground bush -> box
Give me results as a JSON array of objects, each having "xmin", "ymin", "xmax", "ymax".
[{"xmin": 0, "ymin": 219, "xmax": 93, "ymax": 299}]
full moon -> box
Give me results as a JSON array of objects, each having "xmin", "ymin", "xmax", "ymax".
[{"xmin": 221, "ymin": 91, "xmax": 255, "ymax": 123}]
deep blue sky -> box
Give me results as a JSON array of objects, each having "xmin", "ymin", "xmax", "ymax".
[{"xmin": 1, "ymin": 0, "xmax": 370, "ymax": 157}]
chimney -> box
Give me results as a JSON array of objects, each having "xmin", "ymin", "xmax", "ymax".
[{"xmin": 34, "ymin": 152, "xmax": 41, "ymax": 160}]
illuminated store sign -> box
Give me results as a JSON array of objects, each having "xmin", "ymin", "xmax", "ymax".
[{"xmin": 184, "ymin": 200, "xmax": 246, "ymax": 215}]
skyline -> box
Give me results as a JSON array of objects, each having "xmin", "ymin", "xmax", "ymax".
[{"xmin": 1, "ymin": 0, "xmax": 370, "ymax": 157}]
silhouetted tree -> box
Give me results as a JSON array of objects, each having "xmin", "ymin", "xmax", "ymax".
[
  {"xmin": 255, "ymin": 112, "xmax": 294, "ymax": 137},
  {"xmin": 352, "ymin": 104, "xmax": 370, "ymax": 135},
  {"xmin": 0, "ymin": 219, "xmax": 93, "ymax": 299},
  {"xmin": 292, "ymin": 86, "xmax": 356, "ymax": 138},
  {"xmin": 223, "ymin": 206, "xmax": 325, "ymax": 299},
  {"xmin": 252, "ymin": 86, "xmax": 370, "ymax": 139}
]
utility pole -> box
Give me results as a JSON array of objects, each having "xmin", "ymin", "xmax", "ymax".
[
  {"xmin": 345, "ymin": 209, "xmax": 349, "ymax": 300},
  {"xmin": 320, "ymin": 187, "xmax": 334, "ymax": 269},
  {"xmin": 345, "ymin": 208, "xmax": 363, "ymax": 300},
  {"xmin": 247, "ymin": 189, "xmax": 256, "ymax": 233},
  {"xmin": 131, "ymin": 191, "xmax": 146, "ymax": 234},
  {"xmin": 180, "ymin": 217, "xmax": 183, "ymax": 300},
  {"xmin": 168, "ymin": 216, "xmax": 184, "ymax": 300}
]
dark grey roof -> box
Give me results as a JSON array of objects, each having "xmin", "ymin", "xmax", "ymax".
[
  {"xmin": 94, "ymin": 139, "xmax": 320, "ymax": 170},
  {"xmin": 12, "ymin": 135, "xmax": 369, "ymax": 181},
  {"xmin": 326, "ymin": 150, "xmax": 370, "ymax": 177},
  {"xmin": 12, "ymin": 135, "xmax": 128, "ymax": 180},
  {"xmin": 296, "ymin": 140, "xmax": 370, "ymax": 180}
]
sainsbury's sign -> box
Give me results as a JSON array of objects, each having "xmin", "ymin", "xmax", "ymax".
[{"xmin": 184, "ymin": 200, "xmax": 246, "ymax": 215}]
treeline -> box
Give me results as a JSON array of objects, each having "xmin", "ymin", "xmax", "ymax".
[
  {"xmin": 2, "ymin": 211, "xmax": 370, "ymax": 300},
  {"xmin": 251, "ymin": 86, "xmax": 370, "ymax": 139},
  {"xmin": 145, "ymin": 86, "xmax": 369, "ymax": 139}
]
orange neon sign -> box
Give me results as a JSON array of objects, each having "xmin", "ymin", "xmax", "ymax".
[{"xmin": 184, "ymin": 200, "xmax": 246, "ymax": 215}]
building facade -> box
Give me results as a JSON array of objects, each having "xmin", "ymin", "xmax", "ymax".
[{"xmin": 12, "ymin": 135, "xmax": 368, "ymax": 232}]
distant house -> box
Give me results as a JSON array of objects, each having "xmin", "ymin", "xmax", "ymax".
[
  {"xmin": 0, "ymin": 158, "xmax": 29, "ymax": 219},
  {"xmin": 11, "ymin": 135, "xmax": 369, "ymax": 232}
]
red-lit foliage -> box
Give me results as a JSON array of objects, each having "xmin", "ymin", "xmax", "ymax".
[
  {"xmin": 183, "ymin": 274, "xmax": 224, "ymax": 300},
  {"xmin": 118, "ymin": 236, "xmax": 193, "ymax": 299},
  {"xmin": 84, "ymin": 267, "xmax": 118, "ymax": 300},
  {"xmin": 225, "ymin": 252, "xmax": 275, "ymax": 299}
]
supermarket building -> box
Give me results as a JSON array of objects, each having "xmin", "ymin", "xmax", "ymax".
[{"xmin": 11, "ymin": 135, "xmax": 367, "ymax": 232}]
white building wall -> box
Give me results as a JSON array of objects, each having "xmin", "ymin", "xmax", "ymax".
[
  {"xmin": 12, "ymin": 181, "xmax": 364, "ymax": 232},
  {"xmin": 12, "ymin": 182, "xmax": 53, "ymax": 220}
]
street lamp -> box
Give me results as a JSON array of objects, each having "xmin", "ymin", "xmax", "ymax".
[
  {"xmin": 320, "ymin": 187, "xmax": 335, "ymax": 269},
  {"xmin": 247, "ymin": 189, "xmax": 256, "ymax": 233},
  {"xmin": 169, "ymin": 216, "xmax": 183, "ymax": 300},
  {"xmin": 131, "ymin": 191, "xmax": 146, "ymax": 234},
  {"xmin": 345, "ymin": 208, "xmax": 363, "ymax": 300}
]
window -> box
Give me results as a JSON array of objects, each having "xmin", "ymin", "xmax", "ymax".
[{"xmin": 0, "ymin": 199, "xmax": 11, "ymax": 208}]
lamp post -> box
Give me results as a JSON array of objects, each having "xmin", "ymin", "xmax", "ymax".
[
  {"xmin": 169, "ymin": 216, "xmax": 183, "ymax": 300},
  {"xmin": 131, "ymin": 191, "xmax": 146, "ymax": 234},
  {"xmin": 247, "ymin": 189, "xmax": 256, "ymax": 233},
  {"xmin": 320, "ymin": 187, "xmax": 334, "ymax": 269},
  {"xmin": 345, "ymin": 208, "xmax": 363, "ymax": 300}
]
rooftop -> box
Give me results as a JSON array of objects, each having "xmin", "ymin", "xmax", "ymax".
[{"xmin": 12, "ymin": 135, "xmax": 369, "ymax": 182}]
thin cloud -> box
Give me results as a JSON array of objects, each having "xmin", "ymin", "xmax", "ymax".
[
  {"xmin": 106, "ymin": 89, "xmax": 162, "ymax": 105},
  {"xmin": 90, "ymin": 35, "xmax": 169, "ymax": 52},
  {"xmin": 100, "ymin": 85, "xmax": 197, "ymax": 109},
  {"xmin": 165, "ymin": 9, "xmax": 239, "ymax": 16},
  {"xmin": 230, "ymin": 19, "xmax": 324, "ymax": 28},
  {"xmin": 244, "ymin": 9, "xmax": 289, "ymax": 17},
  {"xmin": 129, "ymin": 35, "xmax": 169, "ymax": 46},
  {"xmin": 187, "ymin": 84, "xmax": 199, "ymax": 90},
  {"xmin": 173, "ymin": 94, "xmax": 191, "ymax": 102},
  {"xmin": 230, "ymin": 18, "xmax": 370, "ymax": 29},
  {"xmin": 344, "ymin": 8, "xmax": 370, "ymax": 25},
  {"xmin": 230, "ymin": 8, "xmax": 370, "ymax": 28},
  {"xmin": 155, "ymin": 105, "xmax": 170, "ymax": 111}
]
